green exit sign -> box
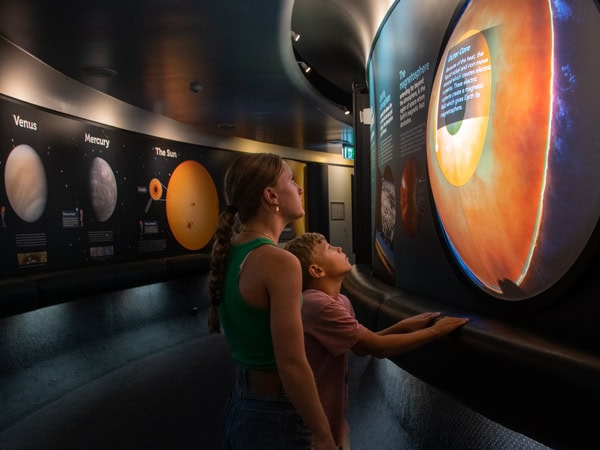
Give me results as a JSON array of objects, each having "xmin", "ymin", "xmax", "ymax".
[{"xmin": 342, "ymin": 145, "xmax": 354, "ymax": 160}]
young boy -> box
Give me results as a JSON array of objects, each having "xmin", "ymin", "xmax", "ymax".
[{"xmin": 284, "ymin": 232, "xmax": 469, "ymax": 449}]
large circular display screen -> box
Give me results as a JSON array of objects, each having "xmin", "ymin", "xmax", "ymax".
[{"xmin": 427, "ymin": 0, "xmax": 600, "ymax": 300}]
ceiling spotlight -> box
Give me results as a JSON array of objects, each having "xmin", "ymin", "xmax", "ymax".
[
  {"xmin": 298, "ymin": 61, "xmax": 311, "ymax": 73},
  {"xmin": 344, "ymin": 108, "xmax": 350, "ymax": 115},
  {"xmin": 291, "ymin": 31, "xmax": 301, "ymax": 42}
]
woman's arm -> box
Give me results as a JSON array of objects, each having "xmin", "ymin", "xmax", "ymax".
[{"xmin": 265, "ymin": 247, "xmax": 335, "ymax": 450}]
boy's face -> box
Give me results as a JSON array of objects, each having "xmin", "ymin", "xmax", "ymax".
[{"xmin": 312, "ymin": 238, "xmax": 352, "ymax": 277}]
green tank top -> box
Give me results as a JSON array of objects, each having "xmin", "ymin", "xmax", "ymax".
[{"xmin": 219, "ymin": 238, "xmax": 277, "ymax": 370}]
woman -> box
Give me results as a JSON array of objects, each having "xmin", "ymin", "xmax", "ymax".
[{"xmin": 209, "ymin": 152, "xmax": 335, "ymax": 450}]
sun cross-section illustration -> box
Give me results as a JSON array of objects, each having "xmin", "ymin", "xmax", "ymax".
[{"xmin": 426, "ymin": 0, "xmax": 600, "ymax": 301}]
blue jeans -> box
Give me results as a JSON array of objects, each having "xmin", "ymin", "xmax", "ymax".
[{"xmin": 222, "ymin": 366, "xmax": 313, "ymax": 450}]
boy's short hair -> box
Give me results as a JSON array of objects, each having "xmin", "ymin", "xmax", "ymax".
[{"xmin": 284, "ymin": 232, "xmax": 326, "ymax": 289}]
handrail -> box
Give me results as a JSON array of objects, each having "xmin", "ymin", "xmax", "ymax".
[{"xmin": 0, "ymin": 254, "xmax": 211, "ymax": 319}]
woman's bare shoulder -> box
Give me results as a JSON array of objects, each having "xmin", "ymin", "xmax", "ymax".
[
  {"xmin": 255, "ymin": 243, "xmax": 300, "ymax": 267},
  {"xmin": 242, "ymin": 242, "xmax": 298, "ymax": 268}
]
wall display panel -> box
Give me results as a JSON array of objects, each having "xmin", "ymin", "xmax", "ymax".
[
  {"xmin": 0, "ymin": 98, "xmax": 92, "ymax": 273},
  {"xmin": 368, "ymin": 0, "xmax": 600, "ymax": 320},
  {"xmin": 368, "ymin": 0, "xmax": 470, "ymax": 292},
  {"xmin": 0, "ymin": 96, "xmax": 233, "ymax": 278},
  {"xmin": 427, "ymin": 0, "xmax": 600, "ymax": 301},
  {"xmin": 368, "ymin": 66, "xmax": 377, "ymax": 265},
  {"xmin": 131, "ymin": 137, "xmax": 224, "ymax": 255}
]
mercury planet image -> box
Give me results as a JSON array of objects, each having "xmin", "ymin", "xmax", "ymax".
[
  {"xmin": 427, "ymin": 0, "xmax": 600, "ymax": 300},
  {"xmin": 165, "ymin": 160, "xmax": 218, "ymax": 251},
  {"xmin": 89, "ymin": 156, "xmax": 118, "ymax": 222},
  {"xmin": 4, "ymin": 144, "xmax": 47, "ymax": 223}
]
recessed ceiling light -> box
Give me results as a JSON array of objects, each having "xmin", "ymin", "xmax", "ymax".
[
  {"xmin": 298, "ymin": 61, "xmax": 311, "ymax": 73},
  {"xmin": 217, "ymin": 123, "xmax": 236, "ymax": 129}
]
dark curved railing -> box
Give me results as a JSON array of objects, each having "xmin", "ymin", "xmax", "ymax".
[
  {"xmin": 342, "ymin": 264, "xmax": 600, "ymax": 450},
  {"xmin": 0, "ymin": 254, "xmax": 211, "ymax": 319}
]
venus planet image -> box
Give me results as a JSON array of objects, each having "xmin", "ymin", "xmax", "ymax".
[
  {"xmin": 165, "ymin": 160, "xmax": 218, "ymax": 250},
  {"xmin": 4, "ymin": 144, "xmax": 47, "ymax": 222},
  {"xmin": 89, "ymin": 156, "xmax": 118, "ymax": 222},
  {"xmin": 427, "ymin": 0, "xmax": 552, "ymax": 300}
]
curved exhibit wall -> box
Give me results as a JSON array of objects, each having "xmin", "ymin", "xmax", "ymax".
[
  {"xmin": 0, "ymin": 36, "xmax": 348, "ymax": 317},
  {"xmin": 367, "ymin": 0, "xmax": 600, "ymax": 349},
  {"xmin": 0, "ymin": 95, "xmax": 316, "ymax": 280},
  {"xmin": 0, "ymin": 94, "xmax": 234, "ymax": 277}
]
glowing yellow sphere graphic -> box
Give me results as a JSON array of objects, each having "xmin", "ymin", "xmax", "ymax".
[{"xmin": 165, "ymin": 160, "xmax": 219, "ymax": 250}]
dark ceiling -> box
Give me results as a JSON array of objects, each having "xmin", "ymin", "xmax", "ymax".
[{"xmin": 0, "ymin": 0, "xmax": 390, "ymax": 153}]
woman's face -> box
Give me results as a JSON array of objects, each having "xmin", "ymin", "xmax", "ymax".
[{"xmin": 271, "ymin": 162, "xmax": 304, "ymax": 220}]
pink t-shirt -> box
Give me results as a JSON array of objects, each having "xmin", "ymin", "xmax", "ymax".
[{"xmin": 301, "ymin": 289, "xmax": 368, "ymax": 446}]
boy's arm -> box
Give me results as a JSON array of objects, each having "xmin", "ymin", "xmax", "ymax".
[
  {"xmin": 352, "ymin": 316, "xmax": 468, "ymax": 358},
  {"xmin": 377, "ymin": 312, "xmax": 441, "ymax": 335}
]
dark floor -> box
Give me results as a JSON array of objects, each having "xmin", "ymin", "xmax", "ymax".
[
  {"xmin": 0, "ymin": 277, "xmax": 552, "ymax": 450},
  {"xmin": 0, "ymin": 337, "xmax": 551, "ymax": 450},
  {"xmin": 346, "ymin": 354, "xmax": 551, "ymax": 450},
  {"xmin": 0, "ymin": 334, "xmax": 234, "ymax": 450}
]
